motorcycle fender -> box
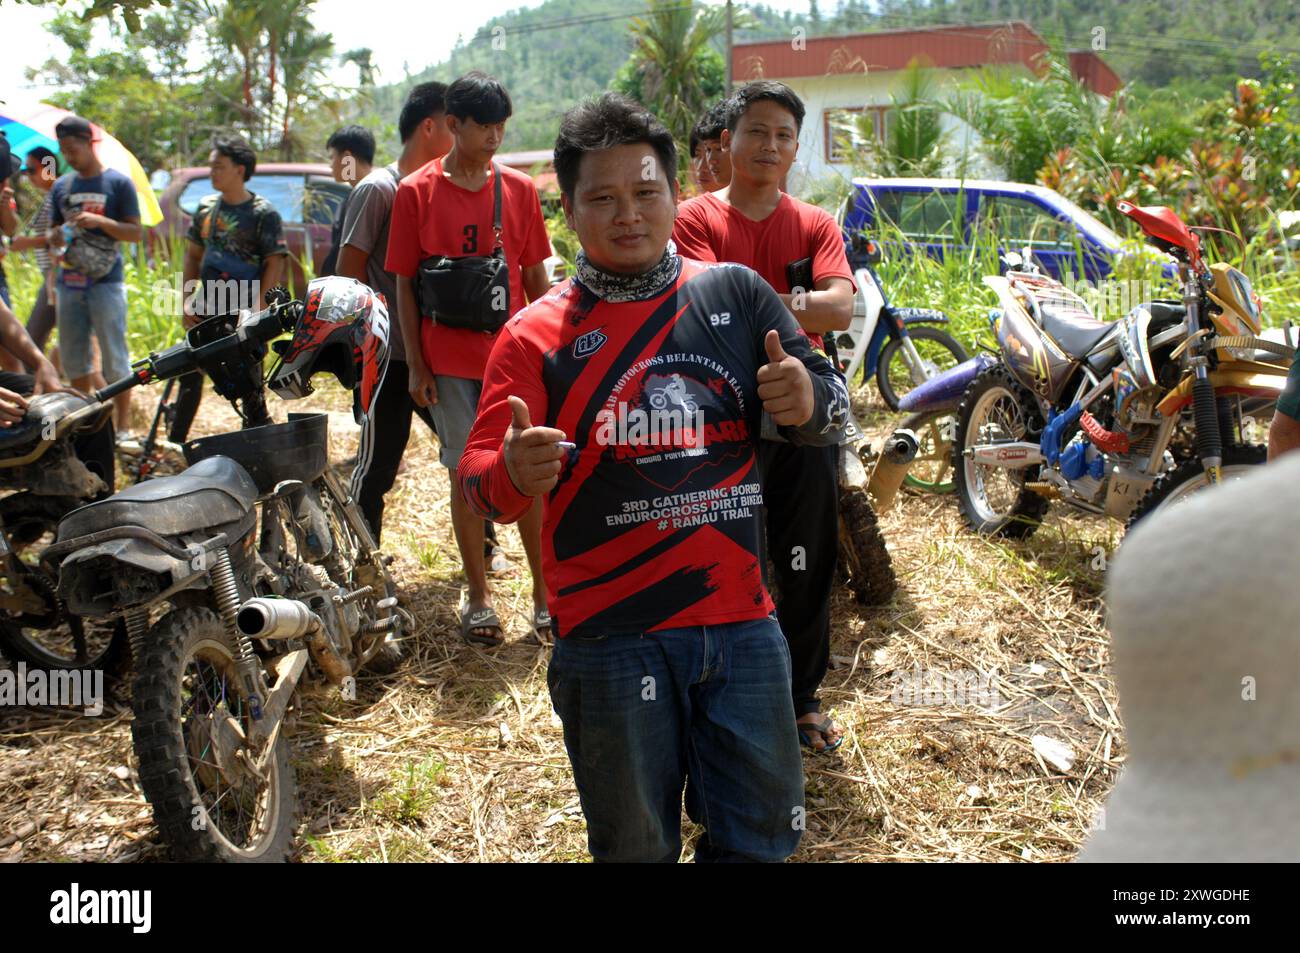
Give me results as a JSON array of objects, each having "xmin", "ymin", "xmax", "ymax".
[
  {"xmin": 57, "ymin": 538, "xmax": 203, "ymax": 616},
  {"xmin": 896, "ymin": 308, "xmax": 950, "ymax": 325},
  {"xmin": 1156, "ymin": 362, "xmax": 1288, "ymax": 417}
]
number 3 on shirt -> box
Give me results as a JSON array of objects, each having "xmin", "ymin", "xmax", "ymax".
[{"xmin": 462, "ymin": 224, "xmax": 477, "ymax": 253}]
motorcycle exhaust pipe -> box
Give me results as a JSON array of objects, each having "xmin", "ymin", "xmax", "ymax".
[
  {"xmin": 237, "ymin": 598, "xmax": 322, "ymax": 640},
  {"xmin": 868, "ymin": 428, "xmax": 920, "ymax": 513}
]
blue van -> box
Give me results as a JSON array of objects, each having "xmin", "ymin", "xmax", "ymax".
[{"xmin": 840, "ymin": 177, "xmax": 1158, "ymax": 282}]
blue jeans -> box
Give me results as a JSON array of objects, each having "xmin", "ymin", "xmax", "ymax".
[
  {"xmin": 55, "ymin": 280, "xmax": 131, "ymax": 381},
  {"xmin": 548, "ymin": 615, "xmax": 804, "ymax": 863}
]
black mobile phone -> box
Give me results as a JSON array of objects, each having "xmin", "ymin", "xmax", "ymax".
[{"xmin": 785, "ymin": 256, "xmax": 813, "ymax": 292}]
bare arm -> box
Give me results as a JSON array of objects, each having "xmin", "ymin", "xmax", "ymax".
[
  {"xmin": 72, "ymin": 211, "xmax": 142, "ymax": 243},
  {"xmin": 397, "ymin": 274, "xmax": 437, "ymax": 406},
  {"xmin": 0, "ymin": 297, "xmax": 59, "ymax": 392},
  {"xmin": 258, "ymin": 254, "xmax": 287, "ymax": 308},
  {"xmin": 181, "ymin": 240, "xmax": 203, "ymax": 327},
  {"xmin": 0, "ymin": 187, "xmax": 17, "ymax": 237},
  {"xmin": 1268, "ymin": 412, "xmax": 1300, "ymax": 461},
  {"xmin": 777, "ymin": 276, "xmax": 854, "ymax": 335},
  {"xmin": 522, "ymin": 261, "xmax": 549, "ymax": 304},
  {"xmin": 336, "ymin": 244, "xmax": 370, "ymax": 285}
]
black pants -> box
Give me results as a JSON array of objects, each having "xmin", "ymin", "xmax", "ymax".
[
  {"xmin": 0, "ymin": 370, "xmax": 115, "ymax": 498},
  {"xmin": 169, "ymin": 370, "xmax": 270, "ymax": 444},
  {"xmin": 350, "ymin": 359, "xmax": 499, "ymax": 549},
  {"xmin": 169, "ymin": 370, "xmax": 203, "ymax": 444},
  {"xmin": 350, "ymin": 359, "xmax": 437, "ymax": 542},
  {"xmin": 757, "ymin": 438, "xmax": 839, "ymax": 718}
]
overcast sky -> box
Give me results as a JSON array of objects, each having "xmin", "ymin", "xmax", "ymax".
[{"xmin": 3, "ymin": 0, "xmax": 815, "ymax": 104}]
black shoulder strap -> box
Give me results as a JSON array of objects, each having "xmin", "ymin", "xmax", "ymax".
[{"xmin": 491, "ymin": 161, "xmax": 503, "ymax": 252}]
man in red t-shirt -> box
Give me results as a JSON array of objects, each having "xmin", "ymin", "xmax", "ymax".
[
  {"xmin": 386, "ymin": 72, "xmax": 552, "ymax": 646},
  {"xmin": 673, "ymin": 81, "xmax": 856, "ymax": 753}
]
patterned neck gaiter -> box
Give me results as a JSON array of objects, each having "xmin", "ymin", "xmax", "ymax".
[{"xmin": 574, "ymin": 239, "xmax": 681, "ymax": 302}]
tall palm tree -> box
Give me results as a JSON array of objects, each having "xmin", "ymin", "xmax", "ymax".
[
  {"xmin": 278, "ymin": 12, "xmax": 334, "ymax": 157},
  {"xmin": 623, "ymin": 0, "xmax": 743, "ymax": 145}
]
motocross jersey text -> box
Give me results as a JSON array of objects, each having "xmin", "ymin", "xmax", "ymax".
[{"xmin": 459, "ymin": 258, "xmax": 849, "ymax": 638}]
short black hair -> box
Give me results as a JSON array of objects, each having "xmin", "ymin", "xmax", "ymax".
[
  {"xmin": 211, "ymin": 135, "xmax": 257, "ymax": 181},
  {"xmin": 326, "ymin": 125, "xmax": 376, "ymax": 165},
  {"xmin": 24, "ymin": 146, "xmax": 58, "ymax": 173},
  {"xmin": 399, "ymin": 81, "xmax": 448, "ymax": 143},
  {"xmin": 445, "ymin": 71, "xmax": 513, "ymax": 125},
  {"xmin": 554, "ymin": 92, "xmax": 677, "ymax": 200},
  {"xmin": 689, "ymin": 100, "xmax": 730, "ymax": 157},
  {"xmin": 725, "ymin": 80, "xmax": 806, "ymax": 134}
]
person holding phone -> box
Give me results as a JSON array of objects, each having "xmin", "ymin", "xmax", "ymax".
[{"xmin": 672, "ymin": 81, "xmax": 856, "ymax": 754}]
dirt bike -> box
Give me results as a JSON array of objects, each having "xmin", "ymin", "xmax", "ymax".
[
  {"xmin": 0, "ymin": 388, "xmax": 127, "ymax": 672},
  {"xmin": 838, "ymin": 234, "xmax": 968, "ymax": 410},
  {"xmin": 43, "ymin": 278, "xmax": 406, "ymax": 862},
  {"xmin": 950, "ymin": 200, "xmax": 1292, "ymax": 538}
]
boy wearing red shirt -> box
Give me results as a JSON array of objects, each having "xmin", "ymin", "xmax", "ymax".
[
  {"xmin": 672, "ymin": 81, "xmax": 856, "ymax": 753},
  {"xmin": 386, "ymin": 72, "xmax": 552, "ymax": 645}
]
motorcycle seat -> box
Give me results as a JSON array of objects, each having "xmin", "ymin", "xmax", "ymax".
[
  {"xmin": 0, "ymin": 392, "xmax": 99, "ymax": 453},
  {"xmin": 57, "ymin": 454, "xmax": 258, "ymax": 541},
  {"xmin": 1040, "ymin": 304, "xmax": 1116, "ymax": 359}
]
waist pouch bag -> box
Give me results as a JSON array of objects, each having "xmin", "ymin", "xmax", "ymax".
[
  {"xmin": 63, "ymin": 228, "xmax": 119, "ymax": 280},
  {"xmin": 416, "ymin": 163, "xmax": 510, "ymax": 332}
]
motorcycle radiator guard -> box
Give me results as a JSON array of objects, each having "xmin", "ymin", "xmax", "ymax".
[{"xmin": 897, "ymin": 353, "xmax": 997, "ymax": 413}]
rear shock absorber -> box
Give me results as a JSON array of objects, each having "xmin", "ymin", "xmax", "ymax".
[
  {"xmin": 209, "ymin": 547, "xmax": 265, "ymax": 719},
  {"xmin": 124, "ymin": 609, "xmax": 149, "ymax": 663}
]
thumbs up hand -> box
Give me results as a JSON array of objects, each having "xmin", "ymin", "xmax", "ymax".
[
  {"xmin": 756, "ymin": 329, "xmax": 814, "ymax": 426},
  {"xmin": 504, "ymin": 395, "xmax": 568, "ymax": 496}
]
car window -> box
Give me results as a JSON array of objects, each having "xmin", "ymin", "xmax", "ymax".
[
  {"xmin": 303, "ymin": 181, "xmax": 348, "ymax": 225},
  {"xmin": 177, "ymin": 173, "xmax": 306, "ymax": 222},
  {"xmin": 871, "ymin": 189, "xmax": 964, "ymax": 242},
  {"xmin": 976, "ymin": 196, "xmax": 1073, "ymax": 249}
]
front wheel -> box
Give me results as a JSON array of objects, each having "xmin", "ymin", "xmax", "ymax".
[
  {"xmin": 952, "ymin": 366, "xmax": 1049, "ymax": 538},
  {"xmin": 876, "ymin": 325, "xmax": 968, "ymax": 410},
  {"xmin": 838, "ymin": 487, "xmax": 897, "ymax": 606},
  {"xmin": 131, "ymin": 606, "xmax": 296, "ymax": 862},
  {"xmin": 1125, "ymin": 444, "xmax": 1267, "ymax": 530}
]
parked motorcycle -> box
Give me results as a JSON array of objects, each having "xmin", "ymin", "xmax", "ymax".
[
  {"xmin": 0, "ymin": 389, "xmax": 126, "ymax": 671},
  {"xmin": 43, "ymin": 276, "xmax": 405, "ymax": 862},
  {"xmin": 950, "ymin": 201, "xmax": 1293, "ymax": 538},
  {"xmin": 838, "ymin": 234, "xmax": 969, "ymax": 409}
]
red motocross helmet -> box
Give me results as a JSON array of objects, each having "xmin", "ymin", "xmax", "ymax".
[{"xmin": 269, "ymin": 276, "xmax": 390, "ymax": 415}]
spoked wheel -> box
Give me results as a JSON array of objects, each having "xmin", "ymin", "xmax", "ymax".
[
  {"xmin": 1126, "ymin": 444, "xmax": 1267, "ymax": 530},
  {"xmin": 876, "ymin": 325, "xmax": 967, "ymax": 410},
  {"xmin": 838, "ymin": 487, "xmax": 897, "ymax": 606},
  {"xmin": 317, "ymin": 482, "xmax": 404, "ymax": 674},
  {"xmin": 901, "ymin": 409, "xmax": 956, "ymax": 494},
  {"xmin": 0, "ymin": 498, "xmax": 128, "ymax": 672},
  {"xmin": 952, "ymin": 366, "xmax": 1049, "ymax": 538},
  {"xmin": 131, "ymin": 607, "xmax": 296, "ymax": 862}
]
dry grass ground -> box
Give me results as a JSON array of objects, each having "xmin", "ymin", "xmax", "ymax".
[{"xmin": 0, "ymin": 378, "xmax": 1124, "ymax": 862}]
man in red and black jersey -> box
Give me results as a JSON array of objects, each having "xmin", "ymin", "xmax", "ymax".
[
  {"xmin": 459, "ymin": 94, "xmax": 850, "ymax": 862},
  {"xmin": 673, "ymin": 81, "xmax": 856, "ymax": 753}
]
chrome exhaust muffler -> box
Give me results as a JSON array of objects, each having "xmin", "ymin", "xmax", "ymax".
[{"xmin": 236, "ymin": 598, "xmax": 322, "ymax": 640}]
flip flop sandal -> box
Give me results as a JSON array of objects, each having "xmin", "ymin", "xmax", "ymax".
[
  {"xmin": 529, "ymin": 607, "xmax": 553, "ymax": 646},
  {"xmin": 797, "ymin": 713, "xmax": 845, "ymax": 753},
  {"xmin": 460, "ymin": 604, "xmax": 504, "ymax": 647}
]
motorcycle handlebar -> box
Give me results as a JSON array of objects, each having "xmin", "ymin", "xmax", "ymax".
[{"xmin": 92, "ymin": 295, "xmax": 303, "ymax": 404}]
